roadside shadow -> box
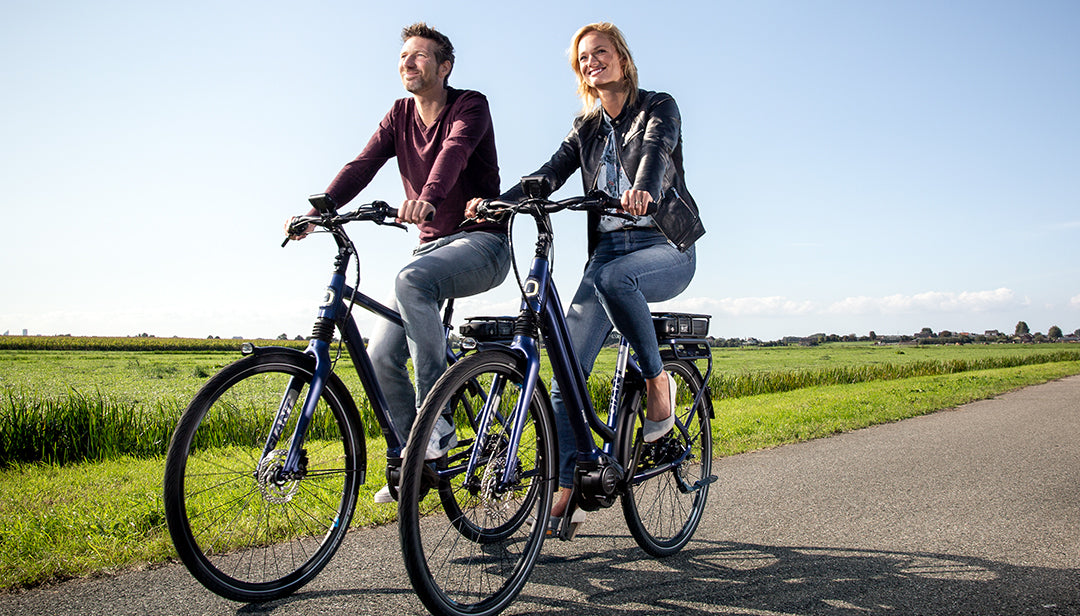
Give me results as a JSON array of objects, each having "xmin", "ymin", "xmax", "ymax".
[
  {"xmin": 516, "ymin": 538, "xmax": 1079, "ymax": 615},
  {"xmin": 232, "ymin": 537, "xmax": 1079, "ymax": 615}
]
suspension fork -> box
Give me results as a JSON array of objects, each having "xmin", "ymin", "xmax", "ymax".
[
  {"xmin": 463, "ymin": 371, "xmax": 508, "ymax": 481},
  {"xmin": 486, "ymin": 330, "xmax": 544, "ymax": 489},
  {"xmin": 261, "ymin": 246, "xmax": 351, "ymax": 478},
  {"xmin": 259, "ymin": 334, "xmax": 335, "ymax": 480},
  {"xmin": 461, "ymin": 336, "xmax": 539, "ymax": 489}
]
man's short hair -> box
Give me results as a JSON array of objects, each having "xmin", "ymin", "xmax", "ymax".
[{"xmin": 401, "ymin": 22, "xmax": 455, "ymax": 84}]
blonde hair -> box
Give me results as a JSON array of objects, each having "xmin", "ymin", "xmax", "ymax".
[{"xmin": 569, "ymin": 23, "xmax": 639, "ymax": 117}]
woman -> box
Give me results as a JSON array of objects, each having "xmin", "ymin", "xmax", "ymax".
[{"xmin": 471, "ymin": 22, "xmax": 703, "ymax": 536}]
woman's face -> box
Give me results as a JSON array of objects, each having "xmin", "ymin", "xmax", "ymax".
[{"xmin": 577, "ymin": 31, "xmax": 623, "ymax": 90}]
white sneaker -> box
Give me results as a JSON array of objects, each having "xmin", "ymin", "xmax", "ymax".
[
  {"xmin": 373, "ymin": 484, "xmax": 394, "ymax": 504},
  {"xmin": 425, "ymin": 416, "xmax": 458, "ymax": 460}
]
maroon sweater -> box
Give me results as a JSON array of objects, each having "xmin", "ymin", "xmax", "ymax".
[{"xmin": 325, "ymin": 88, "xmax": 504, "ymax": 242}]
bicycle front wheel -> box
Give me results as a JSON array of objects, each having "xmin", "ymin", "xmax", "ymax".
[
  {"xmin": 621, "ymin": 359, "xmax": 712, "ymax": 557},
  {"xmin": 163, "ymin": 349, "xmax": 365, "ymax": 602},
  {"xmin": 399, "ymin": 349, "xmax": 556, "ymax": 616}
]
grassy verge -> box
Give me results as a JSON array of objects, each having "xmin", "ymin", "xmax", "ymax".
[
  {"xmin": 1, "ymin": 361, "xmax": 1079, "ymax": 591},
  {"xmin": 710, "ymin": 360, "xmax": 1080, "ymax": 457}
]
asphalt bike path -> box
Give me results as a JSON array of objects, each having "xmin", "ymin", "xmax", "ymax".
[{"xmin": 4, "ymin": 375, "xmax": 1078, "ymax": 615}]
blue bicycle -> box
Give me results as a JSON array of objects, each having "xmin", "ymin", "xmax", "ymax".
[
  {"xmin": 397, "ymin": 179, "xmax": 715, "ymax": 616},
  {"xmin": 162, "ymin": 195, "xmax": 496, "ymax": 602}
]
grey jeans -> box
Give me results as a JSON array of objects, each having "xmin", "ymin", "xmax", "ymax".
[
  {"xmin": 367, "ymin": 230, "xmax": 510, "ymax": 442},
  {"xmin": 551, "ymin": 227, "xmax": 696, "ymax": 487}
]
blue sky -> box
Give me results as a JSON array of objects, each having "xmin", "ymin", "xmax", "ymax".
[{"xmin": 2, "ymin": 1, "xmax": 1078, "ymax": 341}]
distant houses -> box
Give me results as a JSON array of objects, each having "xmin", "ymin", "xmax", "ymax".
[{"xmin": 707, "ymin": 327, "xmax": 1080, "ymax": 348}]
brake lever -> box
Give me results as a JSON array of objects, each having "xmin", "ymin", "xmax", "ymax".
[{"xmin": 473, "ymin": 201, "xmax": 512, "ymax": 223}]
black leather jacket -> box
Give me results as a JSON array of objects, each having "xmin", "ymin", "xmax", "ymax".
[{"xmin": 502, "ymin": 89, "xmax": 701, "ymax": 255}]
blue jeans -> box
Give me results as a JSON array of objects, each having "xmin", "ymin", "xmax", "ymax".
[
  {"xmin": 368, "ymin": 230, "xmax": 510, "ymax": 442},
  {"xmin": 550, "ymin": 228, "xmax": 696, "ymax": 487}
]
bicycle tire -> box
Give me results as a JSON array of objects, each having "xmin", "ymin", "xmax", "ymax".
[
  {"xmin": 163, "ymin": 348, "xmax": 365, "ymax": 602},
  {"xmin": 399, "ymin": 349, "xmax": 556, "ymax": 616},
  {"xmin": 621, "ymin": 359, "xmax": 712, "ymax": 557}
]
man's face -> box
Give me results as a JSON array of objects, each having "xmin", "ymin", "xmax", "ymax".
[{"xmin": 399, "ymin": 36, "xmax": 449, "ymax": 95}]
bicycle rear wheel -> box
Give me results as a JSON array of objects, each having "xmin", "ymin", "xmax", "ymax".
[
  {"xmin": 621, "ymin": 359, "xmax": 712, "ymax": 557},
  {"xmin": 399, "ymin": 349, "xmax": 555, "ymax": 616},
  {"xmin": 163, "ymin": 349, "xmax": 364, "ymax": 602}
]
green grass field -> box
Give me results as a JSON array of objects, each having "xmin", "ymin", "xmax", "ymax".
[{"xmin": 2, "ymin": 341, "xmax": 1079, "ymax": 590}]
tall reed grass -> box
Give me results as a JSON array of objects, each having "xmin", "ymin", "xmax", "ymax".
[
  {"xmin": 1, "ymin": 387, "xmax": 346, "ymax": 467},
  {"xmin": 5, "ymin": 349, "xmax": 1078, "ymax": 468},
  {"xmin": 1, "ymin": 389, "xmax": 181, "ymax": 466},
  {"xmin": 705, "ymin": 350, "xmax": 1080, "ymax": 399},
  {"xmin": 0, "ymin": 336, "xmax": 307, "ymax": 352}
]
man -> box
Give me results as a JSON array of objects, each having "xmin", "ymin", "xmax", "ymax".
[{"xmin": 291, "ymin": 23, "xmax": 509, "ymax": 503}]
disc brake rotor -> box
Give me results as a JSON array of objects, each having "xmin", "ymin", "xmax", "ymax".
[{"xmin": 256, "ymin": 449, "xmax": 300, "ymax": 504}]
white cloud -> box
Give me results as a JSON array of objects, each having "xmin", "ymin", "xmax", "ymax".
[
  {"xmin": 658, "ymin": 288, "xmax": 1027, "ymax": 321},
  {"xmin": 658, "ymin": 296, "xmax": 817, "ymax": 317},
  {"xmin": 1070, "ymin": 294, "xmax": 1080, "ymax": 309},
  {"xmin": 827, "ymin": 288, "xmax": 1022, "ymax": 315}
]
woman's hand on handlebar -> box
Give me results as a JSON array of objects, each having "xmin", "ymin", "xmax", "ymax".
[
  {"xmin": 465, "ymin": 197, "xmax": 487, "ymax": 221},
  {"xmin": 620, "ymin": 189, "xmax": 654, "ymax": 217}
]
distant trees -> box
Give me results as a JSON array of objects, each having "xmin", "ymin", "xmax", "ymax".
[{"xmin": 700, "ymin": 320, "xmax": 1078, "ymax": 348}]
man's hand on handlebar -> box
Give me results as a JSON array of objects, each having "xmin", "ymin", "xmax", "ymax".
[
  {"xmin": 396, "ymin": 199, "xmax": 435, "ymax": 225},
  {"xmin": 285, "ymin": 208, "xmax": 318, "ymax": 240}
]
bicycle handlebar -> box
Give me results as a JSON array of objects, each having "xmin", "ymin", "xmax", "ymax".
[
  {"xmin": 280, "ymin": 197, "xmax": 410, "ymax": 243},
  {"xmin": 473, "ymin": 190, "xmax": 654, "ymax": 223},
  {"xmin": 282, "ymin": 197, "xmax": 433, "ymax": 247}
]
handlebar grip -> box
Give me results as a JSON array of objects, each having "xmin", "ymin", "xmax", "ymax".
[{"xmin": 282, "ymin": 217, "xmax": 310, "ymax": 247}]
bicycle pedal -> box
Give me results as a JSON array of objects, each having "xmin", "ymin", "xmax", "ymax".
[
  {"xmin": 555, "ymin": 509, "xmax": 587, "ymax": 541},
  {"xmin": 680, "ymin": 474, "xmax": 718, "ymax": 495},
  {"xmin": 421, "ymin": 462, "xmax": 441, "ymax": 490}
]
